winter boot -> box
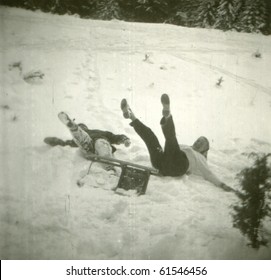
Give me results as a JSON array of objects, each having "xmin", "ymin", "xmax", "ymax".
[
  {"xmin": 58, "ymin": 112, "xmax": 77, "ymax": 130},
  {"xmin": 121, "ymin": 99, "xmax": 135, "ymax": 120},
  {"xmin": 44, "ymin": 137, "xmax": 66, "ymax": 147},
  {"xmin": 161, "ymin": 93, "xmax": 170, "ymax": 118}
]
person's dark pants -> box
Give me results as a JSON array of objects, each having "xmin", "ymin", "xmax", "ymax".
[{"xmin": 130, "ymin": 116, "xmax": 189, "ymax": 177}]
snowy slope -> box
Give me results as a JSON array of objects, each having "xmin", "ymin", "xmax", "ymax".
[{"xmin": 0, "ymin": 7, "xmax": 271, "ymax": 259}]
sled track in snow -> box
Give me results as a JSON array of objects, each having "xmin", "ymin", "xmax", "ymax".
[{"xmin": 172, "ymin": 53, "xmax": 271, "ymax": 97}]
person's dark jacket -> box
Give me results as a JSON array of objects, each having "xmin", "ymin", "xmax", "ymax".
[{"xmin": 44, "ymin": 123, "xmax": 130, "ymax": 153}]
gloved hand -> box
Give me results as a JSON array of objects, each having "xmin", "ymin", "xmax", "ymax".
[
  {"xmin": 220, "ymin": 183, "xmax": 233, "ymax": 192},
  {"xmin": 220, "ymin": 183, "xmax": 242, "ymax": 198},
  {"xmin": 124, "ymin": 139, "xmax": 131, "ymax": 147},
  {"xmin": 117, "ymin": 135, "xmax": 131, "ymax": 147}
]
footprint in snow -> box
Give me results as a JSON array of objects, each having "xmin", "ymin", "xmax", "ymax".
[
  {"xmin": 129, "ymin": 145, "xmax": 142, "ymax": 153},
  {"xmin": 251, "ymin": 138, "xmax": 271, "ymax": 147},
  {"xmin": 100, "ymin": 201, "xmax": 128, "ymax": 222},
  {"xmin": 220, "ymin": 149, "xmax": 238, "ymax": 155}
]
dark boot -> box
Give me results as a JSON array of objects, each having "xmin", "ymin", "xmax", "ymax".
[{"xmin": 44, "ymin": 137, "xmax": 66, "ymax": 147}]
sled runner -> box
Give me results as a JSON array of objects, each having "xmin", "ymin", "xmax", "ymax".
[{"xmin": 87, "ymin": 154, "xmax": 159, "ymax": 195}]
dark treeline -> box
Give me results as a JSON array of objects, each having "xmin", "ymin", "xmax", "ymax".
[{"xmin": 1, "ymin": 0, "xmax": 270, "ymax": 35}]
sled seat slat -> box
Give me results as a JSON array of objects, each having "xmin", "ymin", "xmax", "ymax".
[{"xmin": 87, "ymin": 154, "xmax": 159, "ymax": 195}]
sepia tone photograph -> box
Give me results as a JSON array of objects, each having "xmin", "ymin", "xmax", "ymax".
[{"xmin": 0, "ymin": 0, "xmax": 271, "ymax": 260}]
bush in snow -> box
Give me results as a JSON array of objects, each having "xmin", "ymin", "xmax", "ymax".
[
  {"xmin": 9, "ymin": 61, "xmax": 23, "ymax": 75},
  {"xmin": 216, "ymin": 76, "xmax": 224, "ymax": 87},
  {"xmin": 0, "ymin": 104, "xmax": 10, "ymax": 110},
  {"xmin": 11, "ymin": 114, "xmax": 18, "ymax": 122},
  {"xmin": 253, "ymin": 49, "xmax": 262, "ymax": 58},
  {"xmin": 232, "ymin": 153, "xmax": 271, "ymax": 249},
  {"xmin": 23, "ymin": 70, "xmax": 45, "ymax": 84}
]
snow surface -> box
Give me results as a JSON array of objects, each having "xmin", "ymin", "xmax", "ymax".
[{"xmin": 0, "ymin": 7, "xmax": 271, "ymax": 260}]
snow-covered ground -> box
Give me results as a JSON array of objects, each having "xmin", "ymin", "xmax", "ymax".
[{"xmin": 0, "ymin": 7, "xmax": 271, "ymax": 259}]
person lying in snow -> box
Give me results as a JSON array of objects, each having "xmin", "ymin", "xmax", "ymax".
[
  {"xmin": 44, "ymin": 113, "xmax": 131, "ymax": 170},
  {"xmin": 120, "ymin": 93, "xmax": 234, "ymax": 193}
]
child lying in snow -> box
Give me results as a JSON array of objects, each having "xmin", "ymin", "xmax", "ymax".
[
  {"xmin": 44, "ymin": 112, "xmax": 131, "ymax": 171},
  {"xmin": 120, "ymin": 93, "xmax": 235, "ymax": 193}
]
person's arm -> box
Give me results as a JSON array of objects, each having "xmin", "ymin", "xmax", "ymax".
[
  {"xmin": 196, "ymin": 156, "xmax": 223, "ymax": 187},
  {"xmin": 103, "ymin": 132, "xmax": 131, "ymax": 147},
  {"xmin": 219, "ymin": 183, "xmax": 243, "ymax": 197},
  {"xmin": 195, "ymin": 152, "xmax": 227, "ymax": 188},
  {"xmin": 200, "ymin": 164, "xmax": 237, "ymax": 194},
  {"xmin": 195, "ymin": 154, "xmax": 241, "ymax": 195}
]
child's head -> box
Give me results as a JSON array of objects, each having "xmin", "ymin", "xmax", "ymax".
[
  {"xmin": 192, "ymin": 136, "xmax": 209, "ymax": 158},
  {"xmin": 78, "ymin": 123, "xmax": 88, "ymax": 131}
]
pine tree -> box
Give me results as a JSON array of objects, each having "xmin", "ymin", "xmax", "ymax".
[
  {"xmin": 49, "ymin": 0, "xmax": 67, "ymax": 15},
  {"xmin": 0, "ymin": 0, "xmax": 26, "ymax": 7},
  {"xmin": 196, "ymin": 0, "xmax": 218, "ymax": 28},
  {"xmin": 65, "ymin": 0, "xmax": 96, "ymax": 17},
  {"xmin": 133, "ymin": 0, "xmax": 170, "ymax": 23},
  {"xmin": 167, "ymin": 0, "xmax": 202, "ymax": 26},
  {"xmin": 214, "ymin": 0, "xmax": 243, "ymax": 30},
  {"xmin": 264, "ymin": 0, "xmax": 271, "ymax": 34},
  {"xmin": 233, "ymin": 153, "xmax": 271, "ymax": 249},
  {"xmin": 236, "ymin": 0, "xmax": 268, "ymax": 33},
  {"xmin": 20, "ymin": 0, "xmax": 41, "ymax": 10},
  {"xmin": 95, "ymin": 0, "xmax": 121, "ymax": 20}
]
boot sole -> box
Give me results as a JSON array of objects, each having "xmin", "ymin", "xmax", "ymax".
[
  {"xmin": 161, "ymin": 93, "xmax": 170, "ymax": 105},
  {"xmin": 161, "ymin": 94, "xmax": 170, "ymax": 117},
  {"xmin": 58, "ymin": 112, "xmax": 70, "ymax": 125},
  {"xmin": 121, "ymin": 99, "xmax": 130, "ymax": 119}
]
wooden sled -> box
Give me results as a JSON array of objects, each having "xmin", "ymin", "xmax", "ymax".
[{"xmin": 87, "ymin": 154, "xmax": 159, "ymax": 195}]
